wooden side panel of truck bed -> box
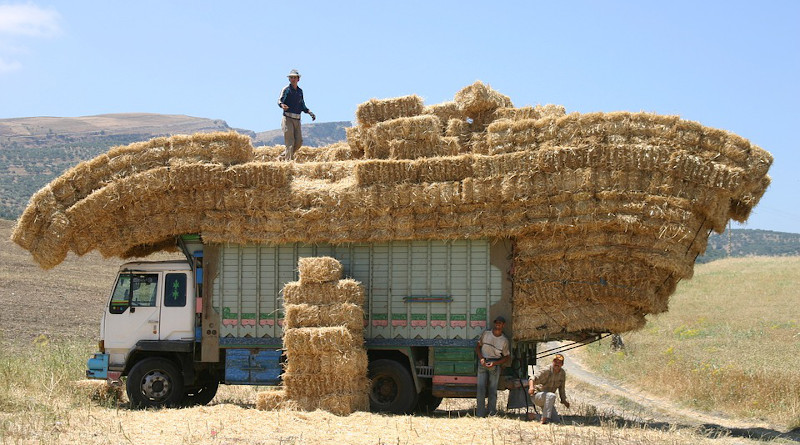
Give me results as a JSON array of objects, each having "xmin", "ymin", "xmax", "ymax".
[{"xmin": 204, "ymin": 239, "xmax": 512, "ymax": 343}]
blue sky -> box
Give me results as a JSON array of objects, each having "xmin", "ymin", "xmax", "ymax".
[{"xmin": 1, "ymin": 1, "xmax": 798, "ymax": 233}]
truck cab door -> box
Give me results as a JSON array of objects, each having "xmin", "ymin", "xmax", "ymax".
[
  {"xmin": 158, "ymin": 272, "xmax": 195, "ymax": 341},
  {"xmin": 103, "ymin": 272, "xmax": 161, "ymax": 363}
]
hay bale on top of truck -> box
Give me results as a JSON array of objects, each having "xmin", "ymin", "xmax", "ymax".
[{"xmin": 11, "ymin": 82, "xmax": 772, "ymax": 413}]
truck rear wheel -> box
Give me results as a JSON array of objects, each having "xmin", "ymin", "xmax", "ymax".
[
  {"xmin": 127, "ymin": 357, "xmax": 185, "ymax": 409},
  {"xmin": 368, "ymin": 359, "xmax": 418, "ymax": 414}
]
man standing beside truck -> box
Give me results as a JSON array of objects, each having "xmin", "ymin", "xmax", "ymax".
[
  {"xmin": 475, "ymin": 315, "xmax": 510, "ymax": 417},
  {"xmin": 528, "ymin": 354, "xmax": 570, "ymax": 424},
  {"xmin": 278, "ymin": 69, "xmax": 315, "ymax": 161}
]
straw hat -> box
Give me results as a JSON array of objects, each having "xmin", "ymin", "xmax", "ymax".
[{"xmin": 287, "ymin": 69, "xmax": 301, "ymax": 78}]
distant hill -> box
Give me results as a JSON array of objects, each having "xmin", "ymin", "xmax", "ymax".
[
  {"xmin": 697, "ymin": 229, "xmax": 800, "ymax": 263},
  {"xmin": 254, "ymin": 121, "xmax": 351, "ymax": 148},
  {"xmin": 0, "ymin": 113, "xmax": 349, "ymax": 220}
]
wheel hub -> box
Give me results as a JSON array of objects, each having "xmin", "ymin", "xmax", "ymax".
[
  {"xmin": 141, "ymin": 370, "xmax": 171, "ymax": 400},
  {"xmin": 373, "ymin": 376, "xmax": 397, "ymax": 403}
]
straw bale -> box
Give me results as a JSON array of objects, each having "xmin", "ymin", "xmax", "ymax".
[
  {"xmin": 354, "ymin": 156, "xmax": 473, "ymax": 186},
  {"xmin": 363, "ymin": 140, "xmax": 390, "ymax": 159},
  {"xmin": 73, "ymin": 379, "xmax": 125, "ymax": 403},
  {"xmin": 298, "ymin": 256, "xmax": 343, "ymax": 283},
  {"xmin": 445, "ymin": 118, "xmax": 470, "ymax": 137},
  {"xmin": 10, "ymin": 189, "xmax": 53, "ymax": 251},
  {"xmin": 444, "ymin": 120, "xmax": 472, "ymax": 149},
  {"xmin": 167, "ymin": 131, "xmax": 253, "ymax": 165},
  {"xmin": 256, "ymin": 389, "xmax": 289, "ymax": 411},
  {"xmin": 30, "ymin": 211, "xmax": 71, "ymax": 270},
  {"xmin": 258, "ymin": 143, "xmax": 358, "ymax": 163},
  {"xmin": 454, "ymin": 81, "xmax": 513, "ymax": 117},
  {"xmin": 302, "ymin": 142, "xmax": 356, "ymax": 162},
  {"xmin": 345, "ymin": 126, "xmax": 367, "ymax": 158},
  {"xmin": 293, "ymin": 392, "xmax": 371, "ymax": 416},
  {"xmin": 120, "ymin": 238, "xmax": 180, "ymax": 259},
  {"xmin": 284, "ymin": 349, "xmax": 368, "ymax": 376},
  {"xmin": 223, "ymin": 162, "xmax": 291, "ymax": 189},
  {"xmin": 485, "ymin": 118, "xmax": 539, "ymax": 154},
  {"xmin": 441, "ymin": 136, "xmax": 464, "ymax": 155},
  {"xmin": 512, "ymin": 300, "xmax": 647, "ymax": 341},
  {"xmin": 423, "ymin": 101, "xmax": 464, "ymax": 130},
  {"xmin": 356, "ymin": 94, "xmax": 424, "ymax": 126},
  {"xmin": 388, "ymin": 139, "xmax": 457, "ymax": 160},
  {"xmin": 373, "ymin": 115, "xmax": 442, "ymax": 146},
  {"xmin": 728, "ymin": 175, "xmax": 771, "ymax": 222},
  {"xmin": 416, "ymin": 156, "xmax": 474, "ymax": 183},
  {"xmin": 354, "ymin": 159, "xmax": 417, "ymax": 185},
  {"xmin": 494, "ymin": 104, "xmax": 567, "ymax": 121},
  {"xmin": 283, "ymin": 280, "xmax": 365, "ymax": 306},
  {"xmin": 284, "ymin": 374, "xmax": 370, "ymax": 400},
  {"xmin": 252, "ymin": 145, "xmax": 284, "ymax": 161},
  {"xmin": 284, "ymin": 303, "xmax": 364, "ymax": 332},
  {"xmin": 283, "ymin": 327, "xmax": 363, "ymax": 353}
]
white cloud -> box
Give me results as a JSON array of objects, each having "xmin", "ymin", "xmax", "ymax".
[
  {"xmin": 0, "ymin": 4, "xmax": 60, "ymax": 73},
  {"xmin": 0, "ymin": 3, "xmax": 61, "ymax": 37},
  {"xmin": 0, "ymin": 55, "xmax": 22, "ymax": 72}
]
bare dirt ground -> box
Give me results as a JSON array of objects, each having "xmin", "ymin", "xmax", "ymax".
[
  {"xmin": 2, "ymin": 219, "xmax": 798, "ymax": 443},
  {"xmin": 0, "ymin": 219, "xmax": 117, "ymax": 345},
  {"xmin": 0, "ymin": 219, "xmax": 183, "ymax": 346}
]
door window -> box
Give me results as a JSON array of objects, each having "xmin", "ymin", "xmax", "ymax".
[
  {"xmin": 109, "ymin": 273, "xmax": 159, "ymax": 314},
  {"xmin": 164, "ymin": 273, "xmax": 187, "ymax": 307}
]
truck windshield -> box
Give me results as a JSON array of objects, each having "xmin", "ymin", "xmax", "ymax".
[{"xmin": 109, "ymin": 273, "xmax": 159, "ymax": 314}]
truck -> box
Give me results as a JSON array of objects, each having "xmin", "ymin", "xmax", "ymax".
[{"xmin": 86, "ymin": 235, "xmax": 550, "ymax": 413}]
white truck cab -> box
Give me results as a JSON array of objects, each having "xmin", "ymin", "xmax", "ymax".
[{"xmin": 101, "ymin": 260, "xmax": 195, "ymax": 370}]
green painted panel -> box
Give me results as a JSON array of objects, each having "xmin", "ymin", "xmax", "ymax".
[
  {"xmin": 434, "ymin": 361, "xmax": 476, "ymax": 375},
  {"xmin": 434, "ymin": 347, "xmax": 475, "ymax": 361},
  {"xmin": 453, "ymin": 361, "xmax": 477, "ymax": 375},
  {"xmin": 434, "ymin": 362, "xmax": 454, "ymax": 374}
]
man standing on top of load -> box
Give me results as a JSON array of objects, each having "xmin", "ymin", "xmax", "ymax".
[
  {"xmin": 528, "ymin": 354, "xmax": 570, "ymax": 424},
  {"xmin": 475, "ymin": 315, "xmax": 511, "ymax": 417},
  {"xmin": 278, "ymin": 69, "xmax": 315, "ymax": 161}
]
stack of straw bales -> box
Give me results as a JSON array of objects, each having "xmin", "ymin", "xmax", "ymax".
[
  {"xmin": 257, "ymin": 257, "xmax": 369, "ymax": 415},
  {"xmin": 348, "ymin": 95, "xmax": 456, "ymax": 160},
  {"xmin": 11, "ymin": 82, "xmax": 773, "ymax": 340}
]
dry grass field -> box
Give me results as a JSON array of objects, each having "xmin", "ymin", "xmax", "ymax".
[
  {"xmin": 581, "ymin": 256, "xmax": 800, "ymax": 430},
  {"xmin": 1, "ymin": 219, "xmax": 796, "ymax": 444}
]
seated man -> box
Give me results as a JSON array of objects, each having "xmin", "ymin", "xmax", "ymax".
[{"xmin": 528, "ymin": 354, "xmax": 570, "ymax": 424}]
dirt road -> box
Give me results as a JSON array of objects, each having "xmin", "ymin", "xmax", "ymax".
[{"xmin": 561, "ymin": 349, "xmax": 799, "ymax": 442}]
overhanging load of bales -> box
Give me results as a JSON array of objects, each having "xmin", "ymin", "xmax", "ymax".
[{"xmin": 11, "ymin": 81, "xmax": 773, "ymax": 340}]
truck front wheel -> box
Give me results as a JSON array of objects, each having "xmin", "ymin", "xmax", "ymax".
[
  {"xmin": 127, "ymin": 357, "xmax": 185, "ymax": 409},
  {"xmin": 368, "ymin": 359, "xmax": 418, "ymax": 414}
]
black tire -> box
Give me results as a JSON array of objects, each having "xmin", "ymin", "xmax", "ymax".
[
  {"xmin": 182, "ymin": 378, "xmax": 219, "ymax": 406},
  {"xmin": 368, "ymin": 359, "xmax": 418, "ymax": 414},
  {"xmin": 126, "ymin": 357, "xmax": 185, "ymax": 409},
  {"xmin": 414, "ymin": 388, "xmax": 443, "ymax": 414}
]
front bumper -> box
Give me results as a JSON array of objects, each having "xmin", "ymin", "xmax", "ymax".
[{"xmin": 86, "ymin": 352, "xmax": 109, "ymax": 379}]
